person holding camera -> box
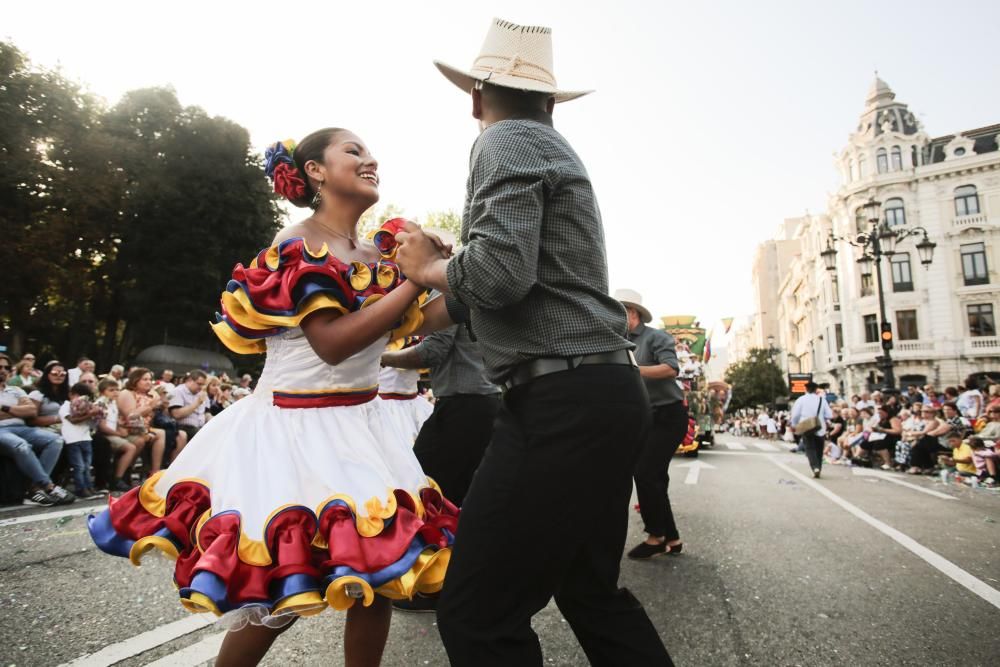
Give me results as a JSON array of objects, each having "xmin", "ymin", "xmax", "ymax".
[{"xmin": 790, "ymin": 382, "xmax": 833, "ymax": 478}]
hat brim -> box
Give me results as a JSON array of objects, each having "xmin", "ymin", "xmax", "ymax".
[
  {"xmin": 433, "ymin": 60, "xmax": 592, "ymax": 103},
  {"xmin": 620, "ymin": 301, "xmax": 653, "ymax": 324}
]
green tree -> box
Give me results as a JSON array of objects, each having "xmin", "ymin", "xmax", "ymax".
[
  {"xmin": 422, "ymin": 209, "xmax": 463, "ymax": 245},
  {"xmin": 723, "ymin": 348, "xmax": 788, "ymax": 412}
]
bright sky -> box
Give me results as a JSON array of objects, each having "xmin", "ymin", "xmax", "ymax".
[{"xmin": 5, "ymin": 1, "xmax": 1000, "ymax": 346}]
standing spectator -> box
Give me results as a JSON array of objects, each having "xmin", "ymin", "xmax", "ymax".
[
  {"xmin": 7, "ymin": 354, "xmax": 40, "ymax": 389},
  {"xmin": 0, "ymin": 353, "xmax": 73, "ymax": 506},
  {"xmin": 93, "ymin": 378, "xmax": 143, "ymax": 492},
  {"xmin": 957, "ymin": 376, "xmax": 984, "ymax": 421},
  {"xmin": 28, "ymin": 361, "xmax": 70, "ymax": 432},
  {"xmin": 790, "ymin": 382, "xmax": 833, "ymax": 478},
  {"xmin": 60, "ymin": 382, "xmax": 104, "ymax": 499},
  {"xmin": 118, "ymin": 368, "xmax": 167, "ymax": 476},
  {"xmin": 67, "ymin": 357, "xmax": 95, "ymax": 386},
  {"xmin": 169, "ymin": 370, "xmax": 211, "ymax": 443},
  {"xmin": 906, "ymin": 385, "xmax": 926, "ymax": 406}
]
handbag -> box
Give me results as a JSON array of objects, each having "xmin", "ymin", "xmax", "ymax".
[{"xmin": 794, "ymin": 397, "xmax": 824, "ymax": 436}]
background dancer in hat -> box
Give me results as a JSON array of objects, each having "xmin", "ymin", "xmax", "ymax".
[
  {"xmin": 395, "ymin": 17, "xmax": 673, "ymax": 666},
  {"xmin": 616, "ymin": 289, "xmax": 689, "ymax": 560},
  {"xmin": 88, "ymin": 128, "xmax": 458, "ymax": 667}
]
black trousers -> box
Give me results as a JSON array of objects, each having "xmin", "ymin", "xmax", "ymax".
[
  {"xmin": 802, "ymin": 432, "xmax": 824, "ymax": 471},
  {"xmin": 91, "ymin": 433, "xmax": 113, "ymax": 489},
  {"xmin": 910, "ymin": 434, "xmax": 945, "ymax": 469},
  {"xmin": 436, "ymin": 365, "xmax": 672, "ymax": 667},
  {"xmin": 634, "ymin": 401, "xmax": 688, "ymax": 541},
  {"xmin": 412, "ymin": 393, "xmax": 500, "ymax": 506}
]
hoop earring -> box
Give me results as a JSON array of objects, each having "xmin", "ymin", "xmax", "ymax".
[{"xmin": 310, "ymin": 182, "xmax": 324, "ymax": 209}]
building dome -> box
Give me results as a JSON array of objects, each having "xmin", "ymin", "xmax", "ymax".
[{"xmin": 857, "ymin": 75, "xmax": 921, "ymax": 137}]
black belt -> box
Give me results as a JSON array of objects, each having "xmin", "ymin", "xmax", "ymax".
[{"xmin": 502, "ymin": 350, "xmax": 637, "ymax": 392}]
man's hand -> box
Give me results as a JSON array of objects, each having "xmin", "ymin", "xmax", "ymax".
[{"xmin": 396, "ymin": 222, "xmax": 452, "ymax": 289}]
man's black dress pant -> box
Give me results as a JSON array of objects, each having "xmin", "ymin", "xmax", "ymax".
[{"xmin": 436, "ymin": 365, "xmax": 672, "ymax": 666}]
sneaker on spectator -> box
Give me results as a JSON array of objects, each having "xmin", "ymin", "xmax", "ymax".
[
  {"xmin": 24, "ymin": 488, "xmax": 57, "ymax": 507},
  {"xmin": 48, "ymin": 485, "xmax": 76, "ymax": 505},
  {"xmin": 111, "ymin": 478, "xmax": 132, "ymax": 493}
]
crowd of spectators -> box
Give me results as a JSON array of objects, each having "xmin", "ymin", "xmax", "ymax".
[
  {"xmin": 817, "ymin": 379, "xmax": 999, "ymax": 487},
  {"xmin": 0, "ymin": 352, "xmax": 253, "ymax": 506}
]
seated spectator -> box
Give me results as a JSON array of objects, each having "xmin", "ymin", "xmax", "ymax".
[
  {"xmin": 118, "ymin": 368, "xmax": 167, "ymax": 477},
  {"xmin": 864, "ymin": 405, "xmax": 901, "ymax": 470},
  {"xmin": 848, "ymin": 406, "xmax": 876, "ymax": 458},
  {"xmin": 59, "ymin": 382, "xmax": 105, "ymax": 500},
  {"xmin": 0, "ymin": 353, "xmax": 73, "ymax": 506},
  {"xmin": 232, "ymin": 386, "xmax": 251, "ymax": 401},
  {"xmin": 169, "ymin": 370, "xmax": 211, "ymax": 443},
  {"xmin": 28, "ymin": 361, "xmax": 69, "ymax": 433},
  {"xmin": 941, "ymin": 432, "xmax": 977, "ymax": 479},
  {"xmin": 152, "ymin": 385, "xmax": 187, "ymax": 464},
  {"xmin": 957, "ymin": 376, "xmax": 984, "ymax": 421},
  {"xmin": 101, "ymin": 364, "xmax": 126, "ymax": 389},
  {"xmin": 898, "ymin": 408, "xmax": 927, "ymax": 470},
  {"xmin": 978, "ymin": 406, "xmax": 1000, "ymax": 441},
  {"xmin": 94, "ymin": 378, "xmax": 144, "ymax": 492},
  {"xmin": 157, "ymin": 369, "xmax": 176, "ymax": 394},
  {"xmin": 7, "ymin": 354, "xmax": 40, "ymax": 389},
  {"xmin": 967, "ymin": 436, "xmax": 997, "ymax": 487},
  {"xmin": 908, "ymin": 404, "xmax": 956, "ymax": 474},
  {"xmin": 205, "ymin": 376, "xmax": 226, "ymax": 416},
  {"xmin": 239, "ymin": 373, "xmax": 253, "ymax": 391},
  {"xmin": 924, "ymin": 385, "xmax": 943, "ymax": 408},
  {"xmin": 67, "ymin": 357, "xmax": 95, "ymax": 386}
]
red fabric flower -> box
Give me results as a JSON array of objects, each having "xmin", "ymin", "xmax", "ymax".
[{"xmin": 273, "ymin": 162, "xmax": 308, "ymax": 201}]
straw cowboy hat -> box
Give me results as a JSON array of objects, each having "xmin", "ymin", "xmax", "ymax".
[
  {"xmin": 434, "ymin": 17, "xmax": 593, "ymax": 103},
  {"xmin": 614, "ymin": 289, "xmax": 653, "ymax": 324}
]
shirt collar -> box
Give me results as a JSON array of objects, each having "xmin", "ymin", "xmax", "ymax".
[{"xmin": 627, "ymin": 322, "xmax": 646, "ymax": 340}]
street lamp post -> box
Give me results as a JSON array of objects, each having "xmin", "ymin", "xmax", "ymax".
[{"xmin": 820, "ymin": 198, "xmax": 937, "ymax": 393}]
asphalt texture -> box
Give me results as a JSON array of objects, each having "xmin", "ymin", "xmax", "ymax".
[{"xmin": 1, "ymin": 433, "xmax": 998, "ymax": 666}]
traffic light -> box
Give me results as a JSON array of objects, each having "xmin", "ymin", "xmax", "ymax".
[{"xmin": 880, "ymin": 322, "xmax": 894, "ymax": 351}]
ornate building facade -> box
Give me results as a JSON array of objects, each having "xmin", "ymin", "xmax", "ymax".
[{"xmin": 743, "ymin": 77, "xmax": 1000, "ymax": 395}]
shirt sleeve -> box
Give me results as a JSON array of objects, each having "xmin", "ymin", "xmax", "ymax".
[
  {"xmin": 649, "ymin": 332, "xmax": 680, "ymax": 371},
  {"xmin": 790, "ymin": 398, "xmax": 802, "ymax": 426},
  {"xmin": 168, "ymin": 392, "xmax": 185, "ymax": 409},
  {"xmin": 28, "ymin": 390, "xmax": 42, "ymax": 402},
  {"xmin": 58, "ymin": 401, "xmax": 70, "ymax": 419},
  {"xmin": 414, "ymin": 326, "xmax": 458, "ymax": 368},
  {"xmin": 446, "ymin": 125, "xmax": 548, "ymax": 310}
]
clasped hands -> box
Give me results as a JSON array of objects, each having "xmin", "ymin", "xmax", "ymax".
[{"xmin": 394, "ymin": 221, "xmax": 453, "ymax": 289}]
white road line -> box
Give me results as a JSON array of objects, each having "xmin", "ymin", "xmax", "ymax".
[
  {"xmin": 0, "ymin": 504, "xmax": 105, "ymax": 528},
  {"xmin": 852, "ymin": 468, "xmax": 957, "ymax": 501},
  {"xmin": 58, "ymin": 615, "xmax": 216, "ymax": 667},
  {"xmin": 0, "ymin": 499, "xmax": 104, "ymax": 515},
  {"xmin": 752, "ymin": 441, "xmax": 779, "ymax": 451},
  {"xmin": 677, "ymin": 460, "xmax": 716, "ymax": 484},
  {"xmin": 766, "ymin": 455, "xmax": 1000, "ymax": 611},
  {"xmin": 724, "ymin": 441, "xmax": 747, "ymax": 450},
  {"xmin": 144, "ymin": 632, "xmax": 226, "ymax": 667}
]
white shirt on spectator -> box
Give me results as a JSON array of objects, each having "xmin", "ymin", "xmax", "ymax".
[
  {"xmin": 0, "ymin": 385, "xmax": 28, "ymax": 426},
  {"xmin": 67, "ymin": 368, "xmax": 82, "ymax": 386},
  {"xmin": 170, "ymin": 384, "xmax": 206, "ymax": 428},
  {"xmin": 59, "ymin": 401, "xmax": 92, "ymax": 443},
  {"xmin": 957, "ymin": 389, "xmax": 982, "ymax": 419}
]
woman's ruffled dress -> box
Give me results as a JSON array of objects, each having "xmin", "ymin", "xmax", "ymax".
[
  {"xmin": 88, "ymin": 220, "xmax": 458, "ymax": 628},
  {"xmin": 376, "ymin": 365, "xmax": 433, "ymax": 443}
]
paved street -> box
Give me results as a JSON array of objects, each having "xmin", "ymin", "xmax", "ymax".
[{"xmin": 2, "ymin": 434, "xmax": 998, "ymax": 667}]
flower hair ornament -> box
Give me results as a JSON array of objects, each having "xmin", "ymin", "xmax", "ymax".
[{"xmin": 264, "ymin": 139, "xmax": 309, "ymax": 203}]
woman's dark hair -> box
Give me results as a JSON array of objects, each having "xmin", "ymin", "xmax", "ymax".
[
  {"xmin": 964, "ymin": 375, "xmax": 980, "ymax": 391},
  {"xmin": 36, "ymin": 361, "xmax": 68, "ymax": 403},
  {"xmin": 288, "ymin": 128, "xmax": 348, "ymax": 209}
]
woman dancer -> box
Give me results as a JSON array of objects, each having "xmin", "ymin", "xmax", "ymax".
[
  {"xmin": 89, "ymin": 128, "xmax": 458, "ymax": 666},
  {"xmin": 376, "ymin": 339, "xmax": 434, "ymax": 443}
]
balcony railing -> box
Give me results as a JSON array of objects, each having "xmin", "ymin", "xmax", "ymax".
[
  {"xmin": 953, "ymin": 213, "xmax": 988, "ymax": 229},
  {"xmin": 966, "ymin": 336, "xmax": 1000, "ymax": 356}
]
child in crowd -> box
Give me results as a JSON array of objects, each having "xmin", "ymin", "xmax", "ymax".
[
  {"xmin": 941, "ymin": 431, "xmax": 977, "ymax": 480},
  {"xmin": 59, "ymin": 382, "xmax": 105, "ymax": 499},
  {"xmin": 94, "ymin": 378, "xmax": 143, "ymax": 492},
  {"xmin": 968, "ymin": 436, "xmax": 998, "ymax": 487}
]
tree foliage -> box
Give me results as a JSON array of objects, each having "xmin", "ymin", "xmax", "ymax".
[
  {"xmin": 0, "ymin": 41, "xmax": 282, "ymax": 368},
  {"xmin": 723, "ymin": 348, "xmax": 788, "ymax": 412}
]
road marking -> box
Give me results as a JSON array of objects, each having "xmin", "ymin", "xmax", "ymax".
[
  {"xmin": 752, "ymin": 441, "xmax": 779, "ymax": 452},
  {"xmin": 677, "ymin": 460, "xmax": 716, "ymax": 484},
  {"xmin": 144, "ymin": 632, "xmax": 226, "ymax": 667},
  {"xmin": 58, "ymin": 614, "xmax": 216, "ymax": 667},
  {"xmin": 852, "ymin": 468, "xmax": 957, "ymax": 501},
  {"xmin": 767, "ymin": 455, "xmax": 1000, "ymax": 611},
  {"xmin": 724, "ymin": 441, "xmax": 747, "ymax": 450},
  {"xmin": 0, "ymin": 504, "xmax": 105, "ymax": 528}
]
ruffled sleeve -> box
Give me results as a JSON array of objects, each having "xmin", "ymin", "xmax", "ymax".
[{"xmin": 212, "ymin": 219, "xmax": 423, "ymax": 354}]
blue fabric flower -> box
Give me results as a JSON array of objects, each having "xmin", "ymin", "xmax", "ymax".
[{"xmin": 264, "ymin": 141, "xmax": 296, "ymax": 180}]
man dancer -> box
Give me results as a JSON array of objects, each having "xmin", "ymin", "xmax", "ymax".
[
  {"xmin": 616, "ymin": 289, "xmax": 688, "ymax": 559},
  {"xmin": 395, "ymin": 17, "xmax": 672, "ymax": 666},
  {"xmin": 381, "ymin": 320, "xmax": 501, "ymax": 612}
]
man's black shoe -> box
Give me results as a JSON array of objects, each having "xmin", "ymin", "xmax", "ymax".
[
  {"xmin": 627, "ymin": 541, "xmax": 667, "ymax": 560},
  {"xmin": 392, "ymin": 594, "xmax": 438, "ymax": 613}
]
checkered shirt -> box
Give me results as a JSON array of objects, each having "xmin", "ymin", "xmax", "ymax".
[{"xmin": 445, "ymin": 118, "xmax": 632, "ymax": 383}]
